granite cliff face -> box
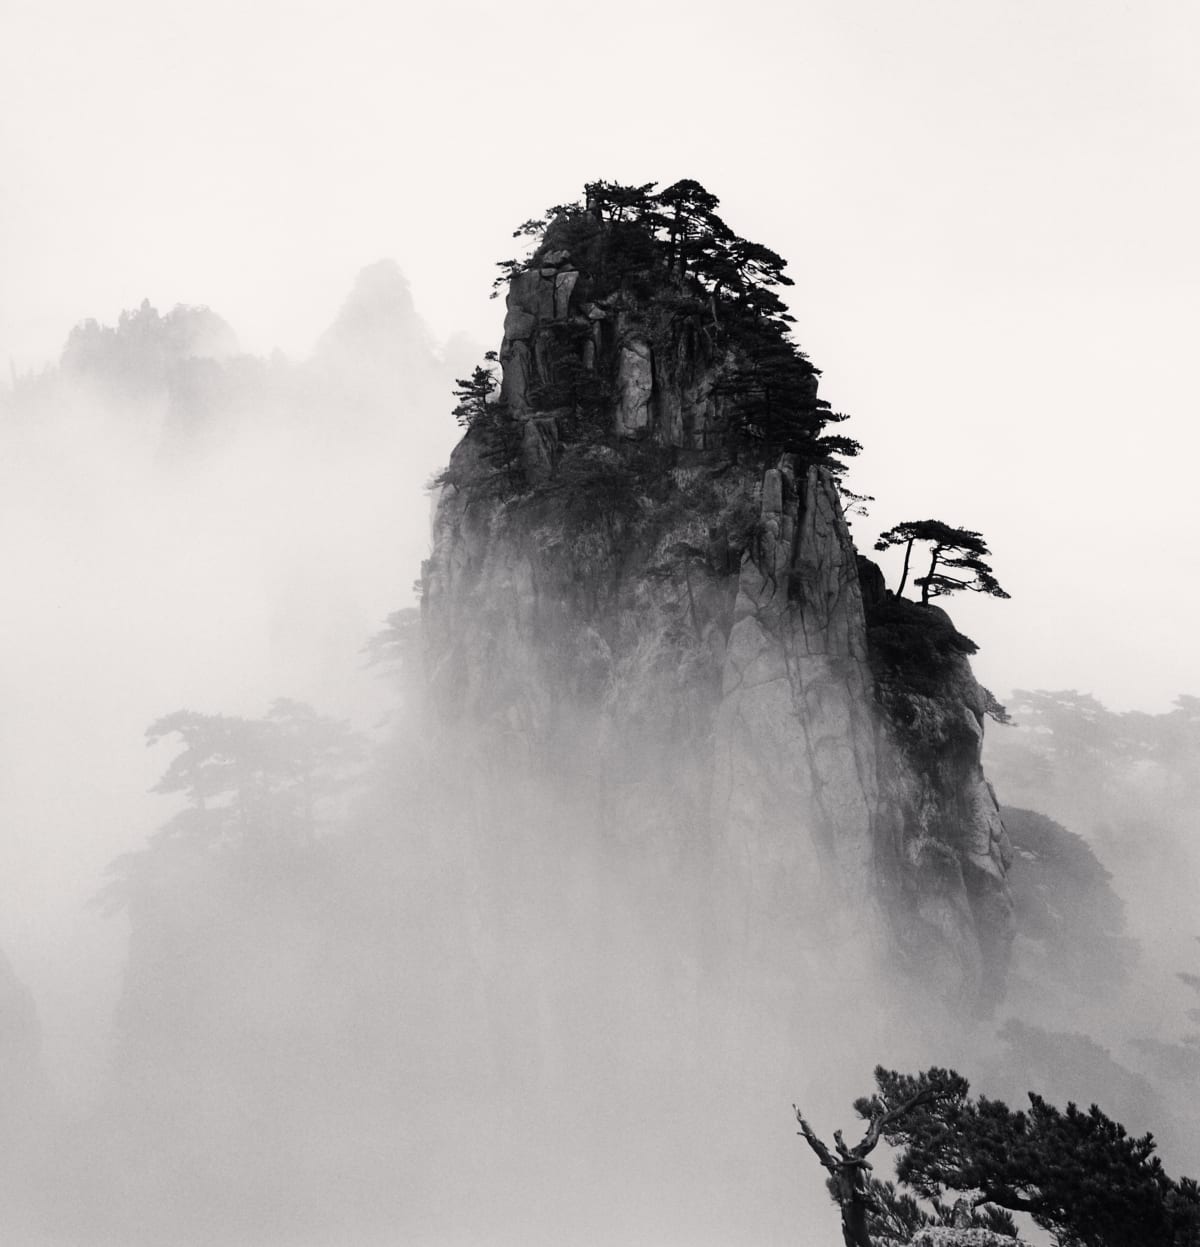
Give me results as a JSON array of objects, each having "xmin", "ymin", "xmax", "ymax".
[{"xmin": 423, "ymin": 199, "xmax": 1013, "ymax": 1008}]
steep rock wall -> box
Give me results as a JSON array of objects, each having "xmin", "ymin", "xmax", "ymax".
[
  {"xmin": 423, "ymin": 221, "xmax": 1013, "ymax": 1008},
  {"xmin": 712, "ymin": 460, "xmax": 879, "ymax": 943}
]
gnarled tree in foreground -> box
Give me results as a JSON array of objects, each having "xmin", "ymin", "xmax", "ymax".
[{"xmin": 798, "ymin": 1065, "xmax": 1200, "ymax": 1246}]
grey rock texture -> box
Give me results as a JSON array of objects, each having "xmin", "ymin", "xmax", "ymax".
[
  {"xmin": 907, "ymin": 1230, "xmax": 1023, "ymax": 1247},
  {"xmin": 615, "ymin": 340, "xmax": 653, "ymax": 436},
  {"xmin": 495, "ymin": 221, "xmax": 726, "ymax": 460},
  {"xmin": 423, "ymin": 222, "xmax": 1013, "ymax": 1006},
  {"xmin": 714, "ymin": 460, "xmax": 878, "ymax": 922}
]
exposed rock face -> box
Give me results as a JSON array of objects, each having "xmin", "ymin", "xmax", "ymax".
[
  {"xmin": 423, "ymin": 214, "xmax": 1013, "ymax": 1007},
  {"xmin": 904, "ymin": 1230, "xmax": 1023, "ymax": 1247},
  {"xmin": 714, "ymin": 459, "xmax": 878, "ymax": 929},
  {"xmin": 615, "ymin": 340, "xmax": 653, "ymax": 435},
  {"xmin": 496, "ymin": 225, "xmax": 725, "ymax": 456}
]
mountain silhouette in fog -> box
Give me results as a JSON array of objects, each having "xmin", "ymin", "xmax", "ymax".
[
  {"xmin": 62, "ymin": 300, "xmax": 240, "ymax": 394},
  {"xmin": 314, "ymin": 258, "xmax": 432, "ymax": 370},
  {"xmin": 4, "ymin": 260, "xmax": 465, "ymax": 458}
]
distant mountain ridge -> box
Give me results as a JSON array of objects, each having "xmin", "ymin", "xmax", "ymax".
[{"xmin": 3, "ymin": 260, "xmax": 470, "ymax": 459}]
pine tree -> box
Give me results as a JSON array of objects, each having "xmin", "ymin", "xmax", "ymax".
[
  {"xmin": 451, "ymin": 356, "xmax": 499, "ymax": 428},
  {"xmin": 874, "ymin": 519, "xmax": 1010, "ymax": 604},
  {"xmin": 851, "ymin": 1065, "xmax": 1200, "ymax": 1247}
]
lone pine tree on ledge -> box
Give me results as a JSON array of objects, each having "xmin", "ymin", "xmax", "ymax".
[{"xmin": 875, "ymin": 520, "xmax": 1010, "ymax": 605}]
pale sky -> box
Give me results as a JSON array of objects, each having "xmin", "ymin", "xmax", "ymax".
[{"xmin": 3, "ymin": 0, "xmax": 1199, "ymax": 710}]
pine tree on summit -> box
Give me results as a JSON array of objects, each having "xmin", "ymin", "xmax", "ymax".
[
  {"xmin": 655, "ymin": 178, "xmax": 726, "ymax": 274},
  {"xmin": 479, "ymin": 178, "xmax": 862, "ymax": 481}
]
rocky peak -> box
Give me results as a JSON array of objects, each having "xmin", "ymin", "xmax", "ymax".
[
  {"xmin": 499, "ymin": 238, "xmax": 726, "ymax": 464},
  {"xmin": 313, "ymin": 258, "xmax": 437, "ymax": 391},
  {"xmin": 423, "ymin": 183, "xmax": 1013, "ymax": 1008}
]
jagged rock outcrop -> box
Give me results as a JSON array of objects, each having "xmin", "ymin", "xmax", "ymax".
[
  {"xmin": 423, "ymin": 198, "xmax": 1013, "ymax": 1007},
  {"xmin": 905, "ymin": 1230, "xmax": 1023, "ymax": 1247},
  {"xmin": 875, "ymin": 1231, "xmax": 1022, "ymax": 1247},
  {"xmin": 496, "ymin": 229, "xmax": 726, "ymax": 457}
]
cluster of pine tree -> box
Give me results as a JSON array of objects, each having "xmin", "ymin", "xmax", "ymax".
[
  {"xmin": 799, "ymin": 1065, "xmax": 1200, "ymax": 1247},
  {"xmin": 456, "ymin": 178, "xmax": 860, "ymax": 483}
]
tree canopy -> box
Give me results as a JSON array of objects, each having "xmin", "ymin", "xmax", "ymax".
[
  {"xmin": 798, "ymin": 1064, "xmax": 1200, "ymax": 1247},
  {"xmin": 875, "ymin": 519, "xmax": 1010, "ymax": 604},
  {"xmin": 144, "ymin": 700, "xmax": 365, "ymax": 843},
  {"xmin": 984, "ymin": 687, "xmax": 1200, "ymax": 829},
  {"xmin": 61, "ymin": 299, "xmax": 238, "ymax": 397},
  {"xmin": 484, "ymin": 178, "xmax": 857, "ymax": 476},
  {"xmin": 99, "ymin": 701, "xmax": 367, "ymax": 919},
  {"xmin": 98, "ymin": 700, "xmax": 366, "ymax": 918},
  {"xmin": 1001, "ymin": 806, "xmax": 1135, "ymax": 992},
  {"xmin": 450, "ymin": 358, "xmax": 499, "ymax": 429},
  {"xmin": 795, "ymin": 1070, "xmax": 968, "ymax": 1247}
]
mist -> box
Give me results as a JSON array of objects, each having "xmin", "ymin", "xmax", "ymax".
[
  {"xmin": 1, "ymin": 260, "xmax": 1195, "ymax": 1247},
  {"xmin": 4, "ymin": 4, "xmax": 1200, "ymax": 1244},
  {"xmin": 0, "ymin": 267, "xmax": 460, "ymax": 1104},
  {"xmin": 0, "ymin": 280, "xmax": 902, "ymax": 1235}
]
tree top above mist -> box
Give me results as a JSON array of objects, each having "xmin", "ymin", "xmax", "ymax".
[
  {"xmin": 60, "ymin": 299, "xmax": 239, "ymax": 394},
  {"xmin": 96, "ymin": 701, "xmax": 367, "ymax": 916},
  {"xmin": 473, "ymin": 178, "xmax": 860, "ymax": 476}
]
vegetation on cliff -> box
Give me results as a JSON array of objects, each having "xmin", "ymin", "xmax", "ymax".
[
  {"xmin": 441, "ymin": 179, "xmax": 1013, "ymax": 675},
  {"xmin": 423, "ymin": 179, "xmax": 1019, "ymax": 1012},
  {"xmin": 48, "ymin": 187, "xmax": 1192, "ymax": 1243},
  {"xmin": 1001, "ymin": 806, "xmax": 1135, "ymax": 991},
  {"xmin": 444, "ymin": 178, "xmax": 859, "ymax": 498},
  {"xmin": 874, "ymin": 520, "xmax": 1009, "ymax": 605},
  {"xmin": 799, "ymin": 1065, "xmax": 1200, "ymax": 1247},
  {"xmin": 96, "ymin": 701, "xmax": 366, "ymax": 915}
]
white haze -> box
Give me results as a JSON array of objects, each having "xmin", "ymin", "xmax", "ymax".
[
  {"xmin": 1, "ymin": 2, "xmax": 1198, "ymax": 1244},
  {"xmin": 0, "ymin": 291, "xmax": 462, "ymax": 1103},
  {"xmin": 4, "ymin": 1, "xmax": 1199, "ymax": 711}
]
